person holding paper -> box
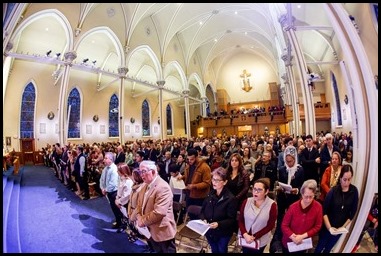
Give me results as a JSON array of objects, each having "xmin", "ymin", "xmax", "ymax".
[
  {"xmin": 238, "ymin": 177, "xmax": 277, "ymax": 253},
  {"xmin": 199, "ymin": 167, "xmax": 238, "ymax": 253},
  {"xmin": 315, "ymin": 164, "xmax": 359, "ymax": 253},
  {"xmin": 281, "ymin": 179, "xmax": 323, "ymax": 253},
  {"xmin": 134, "ymin": 160, "xmax": 177, "ymax": 253},
  {"xmin": 270, "ymin": 145, "xmax": 304, "ymax": 253}
]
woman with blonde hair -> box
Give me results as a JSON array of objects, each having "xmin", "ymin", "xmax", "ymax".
[{"xmin": 319, "ymin": 151, "xmax": 342, "ymax": 202}]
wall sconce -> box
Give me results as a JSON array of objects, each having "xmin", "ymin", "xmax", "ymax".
[
  {"xmin": 130, "ymin": 117, "xmax": 135, "ymax": 123},
  {"xmin": 93, "ymin": 115, "xmax": 99, "ymax": 122},
  {"xmin": 158, "ymin": 117, "xmax": 160, "ymax": 124}
]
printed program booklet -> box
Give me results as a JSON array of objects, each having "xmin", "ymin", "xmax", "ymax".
[{"xmin": 186, "ymin": 219, "xmax": 210, "ymax": 236}]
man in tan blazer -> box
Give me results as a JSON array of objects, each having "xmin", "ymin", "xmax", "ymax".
[{"xmin": 134, "ymin": 160, "xmax": 177, "ymax": 253}]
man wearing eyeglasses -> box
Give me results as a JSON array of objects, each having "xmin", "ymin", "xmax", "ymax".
[{"xmin": 133, "ymin": 160, "xmax": 177, "ymax": 253}]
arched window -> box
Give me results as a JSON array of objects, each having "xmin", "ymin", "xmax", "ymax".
[
  {"xmin": 67, "ymin": 88, "xmax": 81, "ymax": 138},
  {"xmin": 109, "ymin": 94, "xmax": 119, "ymax": 137},
  {"xmin": 20, "ymin": 82, "xmax": 36, "ymax": 138},
  {"xmin": 166, "ymin": 104, "xmax": 173, "ymax": 135},
  {"xmin": 331, "ymin": 72, "xmax": 343, "ymax": 126},
  {"xmin": 142, "ymin": 99, "xmax": 150, "ymax": 136}
]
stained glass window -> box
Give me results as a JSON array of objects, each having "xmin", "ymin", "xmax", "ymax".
[
  {"xmin": 67, "ymin": 88, "xmax": 81, "ymax": 138},
  {"xmin": 109, "ymin": 94, "xmax": 119, "ymax": 137},
  {"xmin": 166, "ymin": 104, "xmax": 173, "ymax": 135},
  {"xmin": 20, "ymin": 82, "xmax": 35, "ymax": 138},
  {"xmin": 142, "ymin": 99, "xmax": 150, "ymax": 136}
]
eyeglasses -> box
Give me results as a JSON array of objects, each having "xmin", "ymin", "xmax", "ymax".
[
  {"xmin": 252, "ymin": 188, "xmax": 264, "ymax": 193},
  {"xmin": 212, "ymin": 178, "xmax": 223, "ymax": 183},
  {"xmin": 137, "ymin": 169, "xmax": 152, "ymax": 175},
  {"xmin": 303, "ymin": 194, "xmax": 314, "ymax": 199}
]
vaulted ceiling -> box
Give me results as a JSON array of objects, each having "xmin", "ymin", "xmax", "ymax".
[{"xmin": 6, "ymin": 3, "xmax": 342, "ymax": 102}]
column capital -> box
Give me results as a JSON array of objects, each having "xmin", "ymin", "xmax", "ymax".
[
  {"xmin": 156, "ymin": 80, "xmax": 166, "ymax": 87},
  {"xmin": 118, "ymin": 67, "xmax": 128, "ymax": 76},
  {"xmin": 281, "ymin": 53, "xmax": 293, "ymax": 67},
  {"xmin": 64, "ymin": 51, "xmax": 77, "ymax": 63},
  {"xmin": 5, "ymin": 42, "xmax": 13, "ymax": 52},
  {"xmin": 182, "ymin": 89, "xmax": 190, "ymax": 96},
  {"xmin": 75, "ymin": 28, "xmax": 81, "ymax": 37},
  {"xmin": 279, "ymin": 14, "xmax": 295, "ymax": 32}
]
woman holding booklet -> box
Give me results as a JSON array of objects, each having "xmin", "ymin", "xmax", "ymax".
[
  {"xmin": 315, "ymin": 164, "xmax": 359, "ymax": 253},
  {"xmin": 281, "ymin": 179, "xmax": 323, "ymax": 253},
  {"xmin": 199, "ymin": 167, "xmax": 238, "ymax": 253},
  {"xmin": 238, "ymin": 178, "xmax": 277, "ymax": 253}
]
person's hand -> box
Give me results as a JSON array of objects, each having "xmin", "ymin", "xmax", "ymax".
[
  {"xmin": 176, "ymin": 175, "xmax": 183, "ymax": 180},
  {"xmin": 209, "ymin": 222, "xmax": 218, "ymax": 229},
  {"xmin": 292, "ymin": 234, "xmax": 304, "ymax": 245},
  {"xmin": 243, "ymin": 233, "xmax": 255, "ymax": 243},
  {"xmin": 373, "ymin": 219, "xmax": 378, "ymax": 229},
  {"xmin": 186, "ymin": 184, "xmax": 193, "ymax": 190},
  {"xmin": 137, "ymin": 215, "xmax": 144, "ymax": 227},
  {"xmin": 102, "ymin": 189, "xmax": 107, "ymax": 196}
]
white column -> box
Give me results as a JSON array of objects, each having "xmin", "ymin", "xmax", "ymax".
[
  {"xmin": 280, "ymin": 11, "xmax": 316, "ymax": 136},
  {"xmin": 157, "ymin": 80, "xmax": 165, "ymax": 141},
  {"xmin": 118, "ymin": 67, "xmax": 128, "ymax": 144},
  {"xmin": 281, "ymin": 50, "xmax": 299, "ymax": 136},
  {"xmin": 58, "ymin": 51, "xmax": 77, "ymax": 146},
  {"xmin": 182, "ymin": 89, "xmax": 191, "ymax": 139}
]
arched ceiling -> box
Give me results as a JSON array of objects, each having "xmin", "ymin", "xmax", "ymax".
[{"xmin": 7, "ymin": 3, "xmax": 337, "ymax": 100}]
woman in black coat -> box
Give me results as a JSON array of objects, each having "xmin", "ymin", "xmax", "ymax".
[{"xmin": 199, "ymin": 167, "xmax": 238, "ymax": 253}]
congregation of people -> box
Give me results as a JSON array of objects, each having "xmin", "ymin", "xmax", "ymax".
[{"xmin": 39, "ymin": 130, "xmax": 378, "ymax": 253}]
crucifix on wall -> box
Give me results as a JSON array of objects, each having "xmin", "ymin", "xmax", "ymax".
[{"xmin": 240, "ymin": 69, "xmax": 253, "ymax": 92}]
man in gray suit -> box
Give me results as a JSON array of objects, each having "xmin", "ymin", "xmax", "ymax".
[{"xmin": 133, "ymin": 160, "xmax": 177, "ymax": 253}]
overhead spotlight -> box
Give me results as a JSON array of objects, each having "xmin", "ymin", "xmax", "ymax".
[
  {"xmin": 46, "ymin": 50, "xmax": 52, "ymax": 57},
  {"xmin": 82, "ymin": 58, "xmax": 89, "ymax": 64},
  {"xmin": 55, "ymin": 53, "xmax": 61, "ymax": 58},
  {"xmin": 92, "ymin": 60, "xmax": 97, "ymax": 65}
]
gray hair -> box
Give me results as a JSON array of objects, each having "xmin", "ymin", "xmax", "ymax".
[
  {"xmin": 139, "ymin": 160, "xmax": 157, "ymax": 173},
  {"xmin": 105, "ymin": 152, "xmax": 115, "ymax": 162},
  {"xmin": 300, "ymin": 179, "xmax": 318, "ymax": 194}
]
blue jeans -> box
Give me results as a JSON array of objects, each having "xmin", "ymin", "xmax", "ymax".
[
  {"xmin": 314, "ymin": 227, "xmax": 341, "ymax": 253},
  {"xmin": 206, "ymin": 235, "xmax": 231, "ymax": 253}
]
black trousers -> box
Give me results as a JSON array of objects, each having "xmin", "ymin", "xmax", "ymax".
[{"xmin": 106, "ymin": 191, "xmax": 123, "ymax": 226}]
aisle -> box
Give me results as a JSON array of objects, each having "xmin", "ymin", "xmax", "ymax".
[{"xmin": 17, "ymin": 165, "xmax": 149, "ymax": 253}]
